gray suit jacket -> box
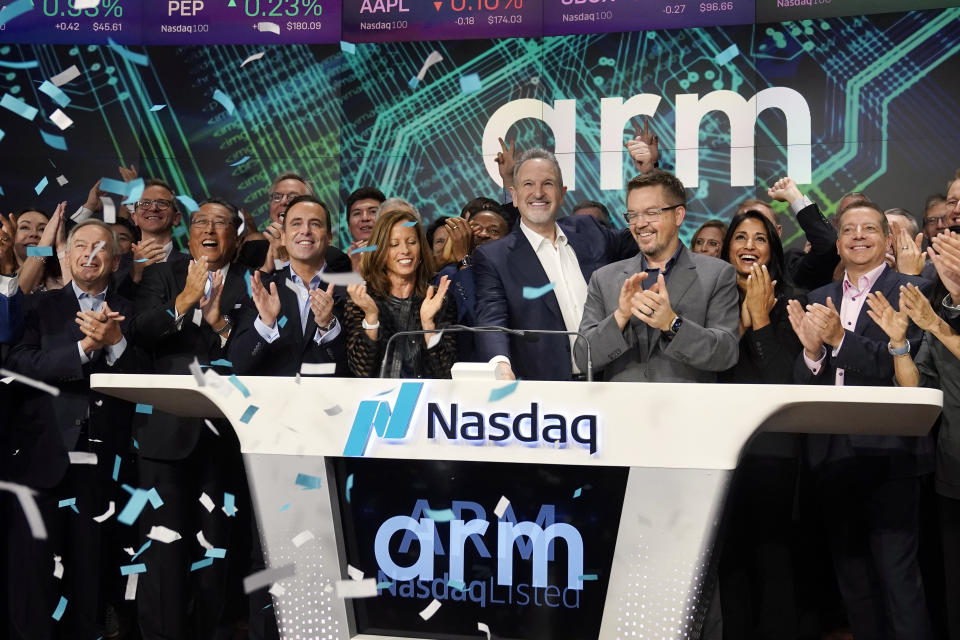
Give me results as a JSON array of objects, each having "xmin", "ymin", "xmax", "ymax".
[{"xmin": 575, "ymin": 246, "xmax": 740, "ymax": 382}]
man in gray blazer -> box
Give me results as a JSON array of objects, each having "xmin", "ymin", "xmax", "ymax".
[{"xmin": 575, "ymin": 171, "xmax": 740, "ymax": 382}]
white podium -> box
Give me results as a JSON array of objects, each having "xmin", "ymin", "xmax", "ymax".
[{"xmin": 92, "ymin": 374, "xmax": 941, "ymax": 640}]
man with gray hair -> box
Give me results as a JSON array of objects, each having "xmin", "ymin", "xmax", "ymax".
[{"xmin": 473, "ymin": 148, "xmax": 637, "ymax": 381}]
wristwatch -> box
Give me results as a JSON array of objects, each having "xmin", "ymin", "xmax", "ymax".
[
  {"xmin": 459, "ymin": 255, "xmax": 472, "ymax": 269},
  {"xmin": 664, "ymin": 315, "xmax": 682, "ymax": 338},
  {"xmin": 215, "ymin": 315, "xmax": 233, "ymax": 336},
  {"xmin": 888, "ymin": 340, "xmax": 910, "ymax": 356}
]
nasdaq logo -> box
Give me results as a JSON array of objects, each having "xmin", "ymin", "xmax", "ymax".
[{"xmin": 343, "ymin": 383, "xmax": 424, "ymax": 457}]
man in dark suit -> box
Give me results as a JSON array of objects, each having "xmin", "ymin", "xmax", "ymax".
[
  {"xmin": 575, "ymin": 170, "xmax": 740, "ymax": 382},
  {"xmin": 473, "ymin": 148, "xmax": 637, "ymax": 381},
  {"xmin": 130, "ymin": 198, "xmax": 250, "ymax": 640},
  {"xmin": 231, "ymin": 195, "xmax": 347, "ymax": 375},
  {"xmin": 4, "ymin": 219, "xmax": 141, "ymax": 640},
  {"xmin": 788, "ymin": 201, "xmax": 933, "ymax": 640}
]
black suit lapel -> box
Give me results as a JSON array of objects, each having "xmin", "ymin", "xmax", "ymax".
[
  {"xmin": 220, "ymin": 264, "xmax": 248, "ymax": 315},
  {"xmin": 854, "ymin": 266, "xmax": 894, "ymax": 335},
  {"xmin": 58, "ymin": 285, "xmax": 86, "ymax": 343}
]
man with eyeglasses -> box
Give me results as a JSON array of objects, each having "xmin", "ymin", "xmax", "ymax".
[
  {"xmin": 575, "ymin": 170, "xmax": 739, "ymax": 383},
  {"xmin": 129, "ymin": 198, "xmax": 250, "ymax": 640},
  {"xmin": 127, "ymin": 179, "xmax": 191, "ymax": 283}
]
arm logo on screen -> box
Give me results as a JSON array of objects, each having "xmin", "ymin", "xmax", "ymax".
[{"xmin": 343, "ymin": 382, "xmax": 424, "ymax": 457}]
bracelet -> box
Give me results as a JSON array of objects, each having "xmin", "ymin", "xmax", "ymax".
[
  {"xmin": 887, "ymin": 340, "xmax": 910, "ymax": 356},
  {"xmin": 216, "ymin": 315, "xmax": 233, "ymax": 336},
  {"xmin": 361, "ymin": 317, "xmax": 380, "ymax": 330}
]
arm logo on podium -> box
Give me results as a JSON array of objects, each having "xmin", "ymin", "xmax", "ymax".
[{"xmin": 343, "ymin": 382, "xmax": 424, "ymax": 457}]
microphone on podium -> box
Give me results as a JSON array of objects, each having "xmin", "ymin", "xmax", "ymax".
[{"xmin": 377, "ymin": 325, "xmax": 593, "ymax": 381}]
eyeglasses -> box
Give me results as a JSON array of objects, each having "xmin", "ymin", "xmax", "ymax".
[
  {"xmin": 623, "ymin": 204, "xmax": 683, "ymax": 224},
  {"xmin": 190, "ymin": 217, "xmax": 231, "ymax": 229},
  {"xmin": 270, "ymin": 192, "xmax": 300, "ymax": 203},
  {"xmin": 136, "ymin": 199, "xmax": 173, "ymax": 210},
  {"xmin": 925, "ymin": 215, "xmax": 949, "ymax": 226}
]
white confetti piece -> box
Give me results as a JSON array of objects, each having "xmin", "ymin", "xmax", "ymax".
[
  {"xmin": 93, "ymin": 501, "xmax": 115, "ymax": 523},
  {"xmin": 426, "ymin": 331, "xmax": 443, "ymax": 350},
  {"xmin": 123, "ymin": 547, "xmax": 135, "ymax": 556},
  {"xmin": 68, "ymin": 451, "xmax": 97, "ymax": 465},
  {"xmin": 240, "ymin": 51, "xmax": 265, "ymax": 67},
  {"xmin": 494, "ymin": 495, "xmax": 510, "ymax": 518},
  {"xmin": 0, "ymin": 368, "xmax": 60, "ymax": 397},
  {"xmin": 318, "ymin": 271, "xmax": 365, "ymax": 286},
  {"xmin": 189, "ymin": 358, "xmax": 206, "ymax": 387},
  {"xmin": 415, "ymin": 50, "xmax": 444, "ymax": 82},
  {"xmin": 71, "ymin": 206, "xmax": 92, "ymax": 222},
  {"xmin": 254, "ymin": 21, "xmax": 280, "ymax": 34},
  {"xmin": 347, "ymin": 564, "xmax": 363, "ymax": 581},
  {"xmin": 336, "ymin": 578, "xmax": 378, "ymax": 599},
  {"xmin": 196, "ymin": 530, "xmax": 214, "ymax": 550},
  {"xmin": 244, "ymin": 564, "xmax": 296, "ymax": 594},
  {"xmin": 84, "ymin": 239, "xmax": 105, "ymax": 266},
  {"xmin": 268, "ymin": 583, "xmax": 285, "ymax": 597},
  {"xmin": 56, "ymin": 175, "xmax": 68, "ymax": 186},
  {"xmin": 324, "ymin": 404, "xmax": 342, "ymax": 416},
  {"xmin": 478, "ymin": 622, "xmax": 491, "ymax": 639},
  {"xmin": 147, "ymin": 525, "xmax": 181, "ymax": 543},
  {"xmin": 74, "ymin": 0, "xmax": 99, "ymax": 8},
  {"xmin": 124, "ymin": 572, "xmax": 139, "ymax": 600},
  {"xmin": 101, "ymin": 196, "xmax": 116, "ymax": 224},
  {"xmin": 50, "ymin": 65, "xmax": 81, "ymax": 87},
  {"xmin": 49, "ymin": 108, "xmax": 73, "ymax": 130},
  {"xmin": 418, "ymin": 598, "xmax": 441, "ymax": 620},
  {"xmin": 273, "ymin": 258, "xmax": 285, "ymax": 271},
  {"xmin": 192, "ymin": 308, "xmax": 202, "ymax": 326},
  {"xmin": 199, "ymin": 492, "xmax": 215, "ymax": 513},
  {"xmin": 323, "ymin": 584, "xmax": 333, "ymax": 594},
  {"xmin": 53, "ymin": 555, "xmax": 64, "ymax": 579},
  {"xmin": 204, "ymin": 419, "xmax": 220, "ymax": 436},
  {"xmin": 292, "ymin": 530, "xmax": 315, "ymax": 548},
  {"xmin": 300, "ymin": 362, "xmax": 336, "ymax": 375}
]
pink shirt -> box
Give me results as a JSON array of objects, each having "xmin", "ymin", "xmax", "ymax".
[{"xmin": 804, "ymin": 263, "xmax": 887, "ymax": 385}]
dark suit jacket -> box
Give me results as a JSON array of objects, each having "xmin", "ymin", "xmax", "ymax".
[
  {"xmin": 473, "ymin": 214, "xmax": 637, "ymax": 381},
  {"xmin": 236, "ymin": 239, "xmax": 351, "ymax": 274},
  {"xmin": 229, "ymin": 266, "xmax": 348, "ymax": 376},
  {"xmin": 0, "ymin": 286, "xmax": 23, "ymax": 346},
  {"xmin": 4, "ymin": 285, "xmax": 142, "ymax": 488},
  {"xmin": 785, "ymin": 202, "xmax": 839, "ymax": 290},
  {"xmin": 130, "ymin": 259, "xmax": 249, "ymax": 460},
  {"xmin": 793, "ymin": 266, "xmax": 934, "ymax": 476}
]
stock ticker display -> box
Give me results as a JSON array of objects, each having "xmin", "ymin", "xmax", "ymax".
[{"xmin": 1, "ymin": 6, "xmax": 959, "ymax": 249}]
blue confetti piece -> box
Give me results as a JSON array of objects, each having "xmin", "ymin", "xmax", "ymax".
[
  {"xmin": 0, "ymin": 185, "xmax": 4, "ymax": 195},
  {"xmin": 223, "ymin": 492, "xmax": 236, "ymax": 516},
  {"xmin": 489, "ymin": 380, "xmax": 519, "ymax": 402},
  {"xmin": 166, "ymin": 309, "xmax": 175, "ymax": 318},
  {"xmin": 346, "ymin": 473, "xmax": 354, "ymax": 503},
  {"xmin": 263, "ymin": 603, "xmax": 273, "ymax": 609},
  {"xmin": 117, "ymin": 490, "xmax": 150, "ymax": 526},
  {"xmin": 135, "ymin": 403, "xmax": 153, "ymax": 415},
  {"xmin": 26, "ymin": 246, "xmax": 53, "ymax": 257},
  {"xmin": 460, "ymin": 73, "xmax": 483, "ymax": 94},
  {"xmin": 715, "ymin": 44, "xmax": 740, "ymax": 65},
  {"xmin": 99, "ymin": 177, "xmax": 131, "ymax": 196},
  {"xmin": 229, "ymin": 155, "xmax": 250, "ymax": 166},
  {"xmin": 132, "ymin": 439, "xmax": 139, "ymax": 449},
  {"xmin": 34, "ymin": 176, "xmax": 49, "ymax": 195},
  {"xmin": 349, "ymin": 244, "xmax": 377, "ymax": 254},
  {"xmin": 578, "ymin": 573, "xmax": 598, "ymax": 581},
  {"xmin": 112, "ymin": 455, "xmax": 121, "ymax": 482},
  {"xmin": 122, "ymin": 178, "xmax": 145, "ymax": 205},
  {"xmin": 424, "ymin": 507, "xmax": 455, "ymax": 522},
  {"xmin": 70, "ymin": 505, "xmax": 79, "ymax": 513},
  {"xmin": 176, "ymin": 195, "xmax": 200, "ymax": 213},
  {"xmin": 205, "ymin": 547, "xmax": 226, "ymax": 558},
  {"xmin": 243, "ymin": 270, "xmax": 253, "ymax": 297},
  {"xmin": 401, "ymin": 220, "xmax": 417, "ymax": 227},
  {"xmin": 120, "ymin": 484, "xmax": 135, "ymax": 495},
  {"xmin": 295, "ymin": 473, "xmax": 322, "ymax": 490},
  {"xmin": 131, "ymin": 540, "xmax": 151, "ymax": 560},
  {"xmin": 209, "ymin": 358, "xmax": 233, "ymax": 367},
  {"xmin": 279, "ymin": 503, "xmax": 290, "ymax": 512},
  {"xmin": 0, "ymin": 93, "xmax": 37, "ymax": 120},
  {"xmin": 172, "ymin": 224, "xmax": 188, "ymax": 238},
  {"xmin": 58, "ymin": 497, "xmax": 76, "ymax": 508},
  {"xmin": 190, "ymin": 558, "xmax": 214, "ymax": 571},
  {"xmin": 449, "ymin": 579, "xmax": 466, "ymax": 591},
  {"xmin": 376, "ymin": 580, "xmax": 393, "ymax": 589},
  {"xmin": 212, "ymin": 89, "xmax": 236, "ymax": 116},
  {"xmin": 135, "ymin": 258, "xmax": 149, "ymax": 263},
  {"xmin": 340, "ymin": 41, "xmax": 356, "ymax": 54},
  {"xmin": 228, "ymin": 374, "xmax": 250, "ymax": 398},
  {"xmin": 0, "ymin": 59, "xmax": 38, "ymax": 68},
  {"xmin": 120, "ymin": 563, "xmax": 147, "ymax": 575},
  {"xmin": 573, "ymin": 487, "xmax": 582, "ymax": 498},
  {"xmin": 149, "ymin": 104, "xmax": 166, "ymax": 112},
  {"xmin": 51, "ymin": 596, "xmax": 67, "ymax": 621},
  {"xmin": 277, "ymin": 315, "xmax": 288, "ymax": 328},
  {"xmin": 522, "ymin": 282, "xmax": 556, "ymax": 300},
  {"xmin": 107, "ymin": 38, "xmax": 149, "ymax": 66},
  {"xmin": 40, "ymin": 130, "xmax": 67, "ymax": 151},
  {"xmin": 0, "ymin": 130, "xmax": 3, "ymax": 143},
  {"xmin": 39, "ymin": 80, "xmax": 70, "ymax": 107},
  {"xmin": 408, "ymin": 76, "xmax": 419, "ymax": 89},
  {"xmin": 146, "ymin": 487, "xmax": 163, "ymax": 508}
]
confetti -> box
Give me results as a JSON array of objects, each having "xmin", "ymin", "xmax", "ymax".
[
  {"xmin": 191, "ymin": 558, "xmax": 214, "ymax": 571},
  {"xmin": 573, "ymin": 487, "xmax": 582, "ymax": 498},
  {"xmin": 269, "ymin": 583, "xmax": 286, "ymax": 597},
  {"xmin": 212, "ymin": 89, "xmax": 236, "ymax": 116},
  {"xmin": 325, "ymin": 404, "xmax": 343, "ymax": 416},
  {"xmin": 111, "ymin": 455, "xmax": 121, "ymax": 481},
  {"xmin": 0, "ymin": 481, "xmax": 47, "ymax": 538},
  {"xmin": 489, "ymin": 380, "xmax": 519, "ymax": 402},
  {"xmin": 135, "ymin": 403, "xmax": 153, "ymax": 414},
  {"xmin": 26, "ymin": 246, "xmax": 54, "ymax": 257},
  {"xmin": 0, "ymin": 368, "xmax": 59, "ymax": 396},
  {"xmin": 205, "ymin": 547, "xmax": 226, "ymax": 559},
  {"xmin": 240, "ymin": 52, "xmax": 265, "ymax": 68},
  {"xmin": 50, "ymin": 65, "xmax": 81, "ymax": 87},
  {"xmin": 223, "ymin": 492, "xmax": 237, "ymax": 517},
  {"xmin": 0, "ymin": 93, "xmax": 37, "ymax": 120},
  {"xmin": 347, "ymin": 564, "xmax": 363, "ymax": 581},
  {"xmin": 189, "ymin": 358, "xmax": 206, "ymax": 387},
  {"xmin": 376, "ymin": 580, "xmax": 393, "ymax": 589},
  {"xmin": 40, "ymin": 131, "xmax": 67, "ymax": 151},
  {"xmin": 300, "ymin": 362, "xmax": 335, "ymax": 375},
  {"xmin": 120, "ymin": 563, "xmax": 147, "ymax": 575},
  {"xmin": 35, "ymin": 176, "xmax": 49, "ymax": 194},
  {"xmin": 318, "ymin": 271, "xmax": 365, "ymax": 286},
  {"xmin": 478, "ymin": 622, "xmax": 491, "ymax": 639},
  {"xmin": 401, "ymin": 220, "xmax": 418, "ymax": 227},
  {"xmin": 117, "ymin": 489, "xmax": 156, "ymax": 526},
  {"xmin": 408, "ymin": 76, "xmax": 419, "ymax": 89},
  {"xmin": 68, "ymin": 452, "xmax": 97, "ymax": 465},
  {"xmin": 415, "ymin": 50, "xmax": 443, "ymax": 84},
  {"xmin": 149, "ymin": 104, "xmax": 166, "ymax": 112},
  {"xmin": 53, "ymin": 555, "xmax": 64, "ymax": 579},
  {"xmin": 84, "ymin": 240, "xmax": 106, "ymax": 266},
  {"xmin": 196, "ymin": 531, "xmax": 214, "ymax": 551},
  {"xmin": 348, "ymin": 244, "xmax": 377, "ymax": 254},
  {"xmin": 239, "ymin": 405, "xmax": 258, "ymax": 423},
  {"xmin": 176, "ymin": 195, "xmax": 200, "ymax": 212},
  {"xmin": 98, "ymin": 177, "xmax": 130, "ymax": 195},
  {"xmin": 424, "ymin": 507, "xmax": 455, "ymax": 522},
  {"xmin": 578, "ymin": 573, "xmax": 598, "ymax": 581},
  {"xmin": 292, "ymin": 530, "xmax": 314, "ymax": 548},
  {"xmin": 124, "ymin": 573, "xmax": 139, "ymax": 600},
  {"xmin": 49, "ymin": 109, "xmax": 73, "ymax": 130},
  {"xmin": 130, "ymin": 540, "xmax": 151, "ymax": 560},
  {"xmin": 199, "ymin": 492, "xmax": 215, "ymax": 513},
  {"xmin": 243, "ymin": 564, "xmax": 296, "ymax": 593},
  {"xmin": 229, "ymin": 155, "xmax": 251, "ymax": 166},
  {"xmin": 460, "ymin": 73, "xmax": 483, "ymax": 94},
  {"xmin": 254, "ymin": 20, "xmax": 280, "ymax": 34},
  {"xmin": 204, "ymin": 419, "xmax": 220, "ymax": 436},
  {"xmin": 147, "ymin": 525, "xmax": 181, "ymax": 543},
  {"xmin": 209, "ymin": 358, "xmax": 233, "ymax": 367},
  {"xmin": 228, "ymin": 374, "xmax": 250, "ymax": 397},
  {"xmin": 93, "ymin": 501, "xmax": 115, "ymax": 523},
  {"xmin": 108, "ymin": 38, "xmax": 149, "ymax": 66},
  {"xmin": 336, "ymin": 578, "xmax": 378, "ymax": 599},
  {"xmin": 346, "ymin": 473, "xmax": 354, "ymax": 502},
  {"xmin": 52, "ymin": 596, "xmax": 67, "ymax": 621},
  {"xmin": 39, "ymin": 81, "xmax": 70, "ymax": 107},
  {"xmin": 58, "ymin": 497, "xmax": 76, "ymax": 509},
  {"xmin": 426, "ymin": 331, "xmax": 443, "ymax": 349},
  {"xmin": 449, "ymin": 579, "xmax": 465, "ymax": 591},
  {"xmin": 74, "ymin": 0, "xmax": 100, "ymax": 8},
  {"xmin": 56, "ymin": 175, "xmax": 68, "ymax": 186},
  {"xmin": 279, "ymin": 503, "xmax": 291, "ymax": 511},
  {"xmin": 295, "ymin": 473, "xmax": 322, "ymax": 490},
  {"xmin": 522, "ymin": 282, "xmax": 556, "ymax": 299},
  {"xmin": 277, "ymin": 315, "xmax": 288, "ymax": 329},
  {"xmin": 101, "ymin": 196, "xmax": 117, "ymax": 224},
  {"xmin": 715, "ymin": 43, "xmax": 740, "ymax": 65},
  {"xmin": 122, "ymin": 177, "xmax": 145, "ymax": 205},
  {"xmin": 418, "ymin": 598, "xmax": 441, "ymax": 620},
  {"xmin": 494, "ymin": 495, "xmax": 510, "ymax": 518},
  {"xmin": 340, "ymin": 41, "xmax": 356, "ymax": 54}
]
